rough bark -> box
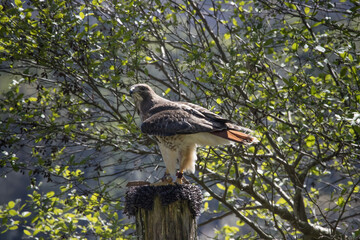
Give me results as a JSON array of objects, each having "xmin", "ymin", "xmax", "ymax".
[
  {"xmin": 136, "ymin": 196, "xmax": 197, "ymax": 240},
  {"xmin": 124, "ymin": 184, "xmax": 202, "ymax": 240}
]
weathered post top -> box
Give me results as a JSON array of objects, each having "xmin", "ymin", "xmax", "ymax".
[{"xmin": 124, "ymin": 184, "xmax": 202, "ymax": 240}]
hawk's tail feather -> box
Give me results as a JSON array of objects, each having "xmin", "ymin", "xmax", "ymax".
[{"xmin": 211, "ymin": 129, "xmax": 259, "ymax": 145}]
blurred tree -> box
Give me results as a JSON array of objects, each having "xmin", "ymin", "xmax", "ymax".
[{"xmin": 0, "ymin": 0, "xmax": 359, "ymax": 239}]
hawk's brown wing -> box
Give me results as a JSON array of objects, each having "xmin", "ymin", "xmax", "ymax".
[{"xmin": 141, "ymin": 103, "xmax": 228, "ymax": 136}]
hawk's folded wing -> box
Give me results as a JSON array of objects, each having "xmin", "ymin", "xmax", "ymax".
[{"xmin": 141, "ymin": 104, "xmax": 228, "ymax": 136}]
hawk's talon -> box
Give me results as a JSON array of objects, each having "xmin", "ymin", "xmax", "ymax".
[
  {"xmin": 176, "ymin": 171, "xmax": 183, "ymax": 184},
  {"xmin": 176, "ymin": 171, "xmax": 190, "ymax": 184},
  {"xmin": 161, "ymin": 172, "xmax": 172, "ymax": 183},
  {"xmin": 176, "ymin": 171, "xmax": 183, "ymax": 179},
  {"xmin": 162, "ymin": 175, "xmax": 173, "ymax": 184}
]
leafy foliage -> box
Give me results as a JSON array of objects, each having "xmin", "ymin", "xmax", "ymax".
[
  {"xmin": 1, "ymin": 186, "xmax": 127, "ymax": 239},
  {"xmin": 1, "ymin": 0, "xmax": 359, "ymax": 239}
]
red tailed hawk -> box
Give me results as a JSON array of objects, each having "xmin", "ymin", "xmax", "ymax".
[{"xmin": 130, "ymin": 83, "xmax": 259, "ymax": 184}]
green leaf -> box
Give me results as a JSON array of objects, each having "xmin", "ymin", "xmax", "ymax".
[
  {"xmin": 8, "ymin": 201, "xmax": 15, "ymax": 209},
  {"xmin": 232, "ymin": 18, "xmax": 238, "ymax": 27},
  {"xmin": 276, "ymin": 198, "xmax": 287, "ymax": 205},
  {"xmin": 224, "ymin": 33, "xmax": 231, "ymax": 40},
  {"xmin": 284, "ymin": 2, "xmax": 297, "ymax": 10},
  {"xmin": 24, "ymin": 230, "xmax": 32, "ymax": 236},
  {"xmin": 204, "ymin": 202, "xmax": 209, "ymax": 211},
  {"xmin": 15, "ymin": 0, "xmax": 22, "ymax": 7},
  {"xmin": 9, "ymin": 225, "xmax": 18, "ymax": 230},
  {"xmin": 216, "ymin": 183, "xmax": 225, "ymax": 190},
  {"xmin": 21, "ymin": 211, "xmax": 31, "ymax": 218},
  {"xmin": 46, "ymin": 191, "xmax": 55, "ymax": 198},
  {"xmin": 353, "ymin": 126, "xmax": 360, "ymax": 135},
  {"xmin": 311, "ymin": 85, "xmax": 316, "ymax": 95},
  {"xmin": 312, "ymin": 21, "xmax": 323, "ymax": 28},
  {"xmin": 291, "ymin": 42, "xmax": 298, "ymax": 51},
  {"xmin": 236, "ymin": 220, "xmax": 245, "ymax": 226},
  {"xmin": 9, "ymin": 209, "xmax": 17, "ymax": 216},
  {"xmin": 164, "ymin": 88, "xmax": 171, "ymax": 95},
  {"xmin": 340, "ymin": 67, "xmax": 348, "ymax": 77},
  {"xmin": 54, "ymin": 13, "xmax": 64, "ymax": 19},
  {"xmin": 336, "ymin": 196, "xmax": 345, "ymax": 207},
  {"xmin": 353, "ymin": 229, "xmax": 360, "ymax": 238},
  {"xmin": 305, "ymin": 135, "xmax": 316, "ymax": 147},
  {"xmin": 304, "ymin": 7, "xmax": 310, "ymax": 15}
]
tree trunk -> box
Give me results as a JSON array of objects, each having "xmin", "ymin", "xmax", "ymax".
[
  {"xmin": 124, "ymin": 184, "xmax": 202, "ymax": 240},
  {"xmin": 136, "ymin": 196, "xmax": 197, "ymax": 240}
]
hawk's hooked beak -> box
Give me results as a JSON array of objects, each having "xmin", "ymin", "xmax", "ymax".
[
  {"xmin": 129, "ymin": 87, "xmax": 142, "ymax": 103},
  {"xmin": 129, "ymin": 87, "xmax": 135, "ymax": 96}
]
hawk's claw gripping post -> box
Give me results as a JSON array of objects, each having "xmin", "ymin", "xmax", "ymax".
[
  {"xmin": 176, "ymin": 171, "xmax": 190, "ymax": 184},
  {"xmin": 176, "ymin": 171, "xmax": 183, "ymax": 184},
  {"xmin": 162, "ymin": 172, "xmax": 173, "ymax": 184}
]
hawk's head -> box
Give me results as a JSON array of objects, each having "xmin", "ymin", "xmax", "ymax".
[
  {"xmin": 129, "ymin": 84, "xmax": 154, "ymax": 101},
  {"xmin": 129, "ymin": 84, "xmax": 157, "ymax": 117}
]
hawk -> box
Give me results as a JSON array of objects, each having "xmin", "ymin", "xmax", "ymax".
[{"xmin": 130, "ymin": 83, "xmax": 259, "ymax": 184}]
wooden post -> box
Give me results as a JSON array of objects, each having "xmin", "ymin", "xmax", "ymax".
[{"xmin": 124, "ymin": 184, "xmax": 202, "ymax": 240}]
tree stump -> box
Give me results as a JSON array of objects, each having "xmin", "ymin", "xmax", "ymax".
[{"xmin": 124, "ymin": 184, "xmax": 202, "ymax": 240}]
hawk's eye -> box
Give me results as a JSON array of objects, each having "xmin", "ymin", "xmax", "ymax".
[{"xmin": 140, "ymin": 86, "xmax": 147, "ymax": 91}]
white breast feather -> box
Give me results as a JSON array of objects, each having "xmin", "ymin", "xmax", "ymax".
[
  {"xmin": 157, "ymin": 142, "xmax": 178, "ymax": 175},
  {"xmin": 157, "ymin": 132, "xmax": 234, "ymax": 175}
]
